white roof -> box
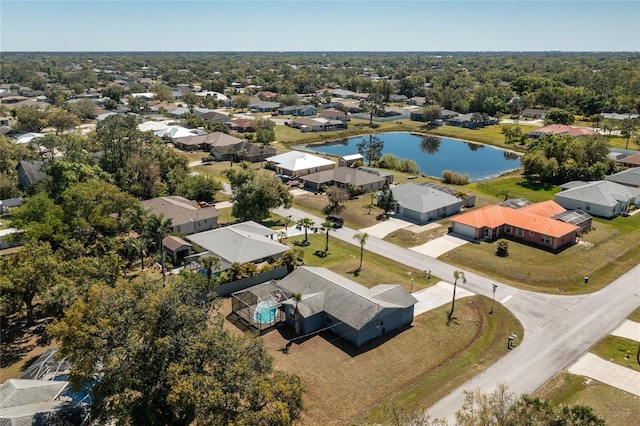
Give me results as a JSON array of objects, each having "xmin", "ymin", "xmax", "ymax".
[
  {"xmin": 265, "ymin": 150, "xmax": 308, "ymax": 164},
  {"xmin": 341, "ymin": 154, "xmax": 363, "ymax": 161},
  {"xmin": 14, "ymin": 133, "xmax": 45, "ymax": 144},
  {"xmin": 131, "ymin": 92, "xmax": 154, "ymax": 99},
  {"xmin": 154, "ymin": 126, "xmax": 198, "ymax": 139},
  {"xmin": 278, "ymin": 153, "xmax": 335, "ymax": 172},
  {"xmin": 0, "ymin": 228, "xmax": 21, "ymax": 237},
  {"xmin": 138, "ymin": 121, "xmax": 170, "ymax": 132},
  {"xmin": 194, "ymin": 91, "xmax": 229, "ymax": 101}
]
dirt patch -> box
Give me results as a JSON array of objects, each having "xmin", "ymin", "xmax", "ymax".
[{"xmin": 0, "ymin": 312, "xmax": 56, "ymax": 382}]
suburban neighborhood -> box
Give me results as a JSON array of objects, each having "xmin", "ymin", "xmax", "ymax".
[{"xmin": 1, "ymin": 25, "xmax": 640, "ymax": 426}]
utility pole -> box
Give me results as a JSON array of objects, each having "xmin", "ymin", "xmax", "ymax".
[{"xmin": 490, "ymin": 284, "xmax": 498, "ymax": 314}]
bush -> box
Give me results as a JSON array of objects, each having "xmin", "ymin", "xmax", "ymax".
[
  {"xmin": 442, "ymin": 170, "xmax": 470, "ymax": 185},
  {"xmin": 496, "ymin": 239, "xmax": 510, "ymax": 257}
]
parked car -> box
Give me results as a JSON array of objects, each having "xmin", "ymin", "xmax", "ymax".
[{"xmin": 325, "ymin": 215, "xmax": 344, "ymax": 228}]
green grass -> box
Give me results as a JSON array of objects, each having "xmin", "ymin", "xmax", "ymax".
[
  {"xmin": 471, "ymin": 175, "xmax": 561, "ymax": 203},
  {"xmin": 362, "ymin": 296, "xmax": 524, "ymax": 424},
  {"xmin": 589, "ymin": 335, "xmax": 640, "ymax": 372},
  {"xmin": 627, "ymin": 305, "xmax": 640, "ymax": 323},
  {"xmin": 283, "ymin": 233, "xmax": 436, "ymax": 291},
  {"xmin": 440, "ymin": 214, "xmax": 640, "ymax": 294},
  {"xmin": 534, "ymin": 372, "xmax": 640, "ymax": 426}
]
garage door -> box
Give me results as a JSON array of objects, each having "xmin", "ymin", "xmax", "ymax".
[{"xmin": 452, "ymin": 222, "xmax": 477, "ymax": 238}]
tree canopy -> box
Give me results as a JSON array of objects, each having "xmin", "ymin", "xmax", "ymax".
[{"xmin": 49, "ymin": 275, "xmax": 304, "ymax": 425}]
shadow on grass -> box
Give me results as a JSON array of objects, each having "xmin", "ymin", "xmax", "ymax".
[
  {"xmin": 314, "ymin": 250, "xmax": 329, "ymax": 258},
  {"xmin": 0, "ymin": 313, "xmax": 53, "ymax": 368},
  {"xmin": 293, "ymin": 240, "xmax": 311, "ymax": 247},
  {"xmin": 517, "ymin": 177, "xmax": 556, "ymax": 191}
]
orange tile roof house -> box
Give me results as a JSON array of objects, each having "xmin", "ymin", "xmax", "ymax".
[
  {"xmin": 526, "ymin": 124, "xmax": 597, "ymax": 139},
  {"xmin": 450, "ymin": 200, "xmax": 579, "ymax": 250}
]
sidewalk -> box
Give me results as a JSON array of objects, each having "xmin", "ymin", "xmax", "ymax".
[
  {"xmin": 568, "ymin": 352, "xmax": 640, "ymax": 396},
  {"xmin": 412, "ymin": 281, "xmax": 475, "ymax": 316},
  {"xmin": 611, "ymin": 320, "xmax": 640, "ymax": 342}
]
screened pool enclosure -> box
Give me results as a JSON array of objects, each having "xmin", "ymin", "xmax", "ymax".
[{"xmin": 231, "ymin": 281, "xmax": 291, "ymax": 332}]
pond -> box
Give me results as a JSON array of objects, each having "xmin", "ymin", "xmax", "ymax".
[{"xmin": 298, "ymin": 132, "xmax": 521, "ymax": 181}]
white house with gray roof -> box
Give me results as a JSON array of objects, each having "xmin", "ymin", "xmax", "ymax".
[
  {"xmin": 605, "ymin": 167, "xmax": 640, "ymax": 188},
  {"xmin": 141, "ymin": 196, "xmax": 219, "ymax": 235},
  {"xmin": 391, "ymin": 183, "xmax": 463, "ymax": 224},
  {"xmin": 186, "ymin": 221, "xmax": 289, "ymax": 271},
  {"xmin": 276, "ymin": 267, "xmax": 417, "ymax": 347},
  {"xmin": 554, "ymin": 180, "xmax": 640, "ymax": 217}
]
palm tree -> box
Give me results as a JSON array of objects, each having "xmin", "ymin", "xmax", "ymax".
[
  {"xmin": 353, "ymin": 232, "xmax": 369, "ymax": 271},
  {"xmin": 292, "ymin": 292, "xmax": 302, "ymax": 334},
  {"xmin": 226, "ymin": 145, "xmax": 236, "ymax": 168},
  {"xmin": 129, "ymin": 236, "xmax": 149, "ymax": 270},
  {"xmin": 296, "ymin": 217, "xmax": 315, "ymax": 244},
  {"xmin": 448, "ymin": 270, "xmax": 467, "ymax": 321},
  {"xmin": 320, "ymin": 220, "xmax": 335, "ymax": 253},
  {"xmin": 146, "ymin": 213, "xmax": 173, "ymax": 284},
  {"xmin": 200, "ymin": 255, "xmax": 220, "ymax": 294}
]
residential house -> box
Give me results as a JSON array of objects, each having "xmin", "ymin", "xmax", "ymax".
[
  {"xmin": 331, "ymin": 89, "xmax": 358, "ymax": 98},
  {"xmin": 407, "ymin": 96, "xmax": 426, "ymax": 106},
  {"xmin": 616, "ymin": 154, "xmax": 640, "ymax": 168},
  {"xmin": 13, "ymin": 132, "xmax": 44, "ymax": 145},
  {"xmin": 154, "ymin": 125, "xmax": 203, "ymax": 141},
  {"xmin": 339, "ymin": 154, "xmax": 363, "ymax": 167},
  {"xmin": 301, "ymin": 166, "xmax": 386, "ymax": 192},
  {"xmin": 446, "ymin": 113, "xmax": 498, "ymax": 129},
  {"xmin": 451, "ymin": 200, "xmax": 580, "ymax": 250},
  {"xmin": 186, "ymin": 221, "xmax": 290, "ymax": 272},
  {"xmin": 391, "ymin": 183, "xmax": 464, "ymax": 224},
  {"xmin": 162, "ymin": 236, "xmax": 192, "ymax": 264},
  {"xmin": 198, "ymin": 111, "xmax": 232, "ymax": 124},
  {"xmin": 388, "ymin": 94, "xmax": 408, "ymax": 103},
  {"xmin": 275, "ymin": 266, "xmax": 417, "ymax": 347},
  {"xmin": 0, "ymin": 228, "xmax": 23, "ymax": 249},
  {"xmin": 16, "ymin": 160, "xmax": 46, "ymax": 189},
  {"xmin": 167, "ymin": 106, "xmax": 191, "ymax": 118},
  {"xmin": 210, "ymin": 141, "xmax": 276, "ymax": 163},
  {"xmin": 256, "ymin": 91, "xmax": 277, "ymax": 100},
  {"xmin": 357, "ymin": 166, "xmax": 395, "ymax": 185},
  {"xmin": 277, "ymin": 105, "xmax": 317, "ymax": 116},
  {"xmin": 554, "ymin": 180, "xmax": 640, "ymax": 217},
  {"xmin": 605, "ymin": 167, "xmax": 640, "ymax": 188},
  {"xmin": 229, "ymin": 118, "xmax": 256, "ymax": 133},
  {"xmin": 0, "ymin": 197, "xmax": 22, "ymax": 213},
  {"xmin": 320, "ymin": 109, "xmax": 348, "ymax": 122},
  {"xmin": 526, "ymin": 124, "xmax": 597, "ymax": 139},
  {"xmin": 173, "ymin": 132, "xmax": 244, "ymax": 152},
  {"xmin": 248, "ymin": 99, "xmax": 280, "ymax": 113},
  {"xmin": 266, "ymin": 152, "xmax": 336, "ymax": 177},
  {"xmin": 0, "ymin": 117, "xmax": 10, "ymax": 126},
  {"xmin": 141, "ymin": 196, "xmax": 219, "ymax": 235},
  {"xmin": 521, "ymin": 108, "xmax": 546, "ymax": 119},
  {"xmin": 289, "ymin": 117, "xmax": 346, "ymax": 132},
  {"xmin": 601, "ymin": 112, "xmax": 640, "ymax": 121}
]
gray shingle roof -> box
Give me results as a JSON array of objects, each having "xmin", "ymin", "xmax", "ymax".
[
  {"xmin": 301, "ymin": 167, "xmax": 384, "ymax": 187},
  {"xmin": 278, "ymin": 267, "xmax": 416, "ymax": 330},
  {"xmin": 186, "ymin": 221, "xmax": 289, "ymax": 265},
  {"xmin": 555, "ymin": 180, "xmax": 640, "ymax": 207},
  {"xmin": 141, "ymin": 196, "xmax": 219, "ymax": 227},
  {"xmin": 0, "ymin": 379, "xmax": 67, "ymax": 409},
  {"xmin": 605, "ymin": 167, "xmax": 640, "ymax": 187},
  {"xmin": 392, "ymin": 183, "xmax": 462, "ymax": 213}
]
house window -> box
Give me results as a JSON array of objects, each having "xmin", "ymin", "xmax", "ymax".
[
  {"xmin": 505, "ymin": 225, "xmax": 512, "ymax": 234},
  {"xmin": 288, "ymin": 309, "xmax": 294, "ymax": 319},
  {"xmin": 529, "ymin": 230, "xmax": 535, "ymax": 236},
  {"xmin": 540, "ymin": 234, "xmax": 551, "ymax": 244},
  {"xmin": 515, "ymin": 228, "xmax": 523, "ymax": 237},
  {"xmin": 585, "ymin": 203, "xmax": 590, "ymax": 211}
]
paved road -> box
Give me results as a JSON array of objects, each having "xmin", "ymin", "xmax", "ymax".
[{"xmin": 273, "ymin": 206, "xmax": 640, "ymax": 422}]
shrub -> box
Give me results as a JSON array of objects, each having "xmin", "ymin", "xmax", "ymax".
[
  {"xmin": 496, "ymin": 239, "xmax": 510, "ymax": 257},
  {"xmin": 442, "ymin": 170, "xmax": 470, "ymax": 185}
]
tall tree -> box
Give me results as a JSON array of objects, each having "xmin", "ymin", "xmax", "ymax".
[
  {"xmin": 353, "ymin": 232, "xmax": 369, "ymax": 272},
  {"xmin": 620, "ymin": 118, "xmax": 637, "ymax": 150},
  {"xmin": 48, "ymin": 276, "xmax": 304, "ymax": 425},
  {"xmin": 226, "ymin": 164, "xmax": 293, "ymax": 222},
  {"xmin": 233, "ymin": 94, "xmax": 250, "ymax": 112},
  {"xmin": 360, "ymin": 92, "xmax": 385, "ymax": 126},
  {"xmin": 200, "ymin": 255, "xmax": 221, "ymax": 295},
  {"xmin": 47, "ymin": 106, "xmax": 80, "ymax": 135},
  {"xmin": 0, "ymin": 241, "xmax": 59, "ymax": 325},
  {"xmin": 356, "ymin": 134, "xmax": 384, "ymax": 166},
  {"xmin": 448, "ymin": 270, "xmax": 467, "ymax": 321},
  {"xmin": 146, "ymin": 213, "xmax": 173, "ymax": 283},
  {"xmin": 292, "ymin": 292, "xmax": 302, "ymax": 335},
  {"xmin": 320, "ymin": 220, "xmax": 335, "ymax": 253},
  {"xmin": 296, "ymin": 217, "xmax": 315, "ymax": 244}
]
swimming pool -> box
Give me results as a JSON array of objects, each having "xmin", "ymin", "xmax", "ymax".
[{"xmin": 254, "ymin": 300, "xmax": 277, "ymax": 324}]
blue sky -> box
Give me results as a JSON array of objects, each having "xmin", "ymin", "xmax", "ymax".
[{"xmin": 1, "ymin": 1, "xmax": 639, "ymax": 52}]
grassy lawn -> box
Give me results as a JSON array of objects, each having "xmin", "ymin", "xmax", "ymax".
[
  {"xmin": 283, "ymin": 233, "xmax": 436, "ymax": 291},
  {"xmin": 534, "ymin": 371, "xmax": 640, "ymax": 426},
  {"xmin": 440, "ymin": 214, "xmax": 640, "ymax": 294},
  {"xmin": 258, "ymin": 295, "xmax": 523, "ymax": 425},
  {"xmin": 470, "ymin": 174, "xmax": 561, "ymax": 203},
  {"xmin": 292, "ymin": 192, "xmax": 387, "ymax": 230},
  {"xmin": 420, "ymin": 123, "xmax": 537, "ymax": 151},
  {"xmin": 589, "ymin": 335, "xmax": 640, "ymax": 372}
]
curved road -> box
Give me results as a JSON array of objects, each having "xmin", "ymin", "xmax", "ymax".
[{"xmin": 273, "ymin": 206, "xmax": 640, "ymax": 423}]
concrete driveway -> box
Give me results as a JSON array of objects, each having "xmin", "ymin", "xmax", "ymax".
[
  {"xmin": 358, "ymin": 217, "xmax": 412, "ymax": 238},
  {"xmin": 569, "ymin": 353, "xmax": 640, "ymax": 396},
  {"xmin": 412, "ymin": 281, "xmax": 475, "ymax": 316},
  {"xmin": 410, "ymin": 234, "xmax": 470, "ymax": 258}
]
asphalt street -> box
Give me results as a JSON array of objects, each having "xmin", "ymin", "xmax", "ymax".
[{"xmin": 273, "ymin": 206, "xmax": 640, "ymax": 422}]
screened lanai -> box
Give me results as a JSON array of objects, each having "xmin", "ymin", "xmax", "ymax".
[{"xmin": 231, "ymin": 281, "xmax": 291, "ymax": 332}]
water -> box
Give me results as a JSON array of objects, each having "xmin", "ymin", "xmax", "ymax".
[
  {"xmin": 53, "ymin": 374, "xmax": 93, "ymax": 403},
  {"xmin": 299, "ymin": 133, "xmax": 521, "ymax": 181},
  {"xmin": 254, "ymin": 300, "xmax": 277, "ymax": 324}
]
